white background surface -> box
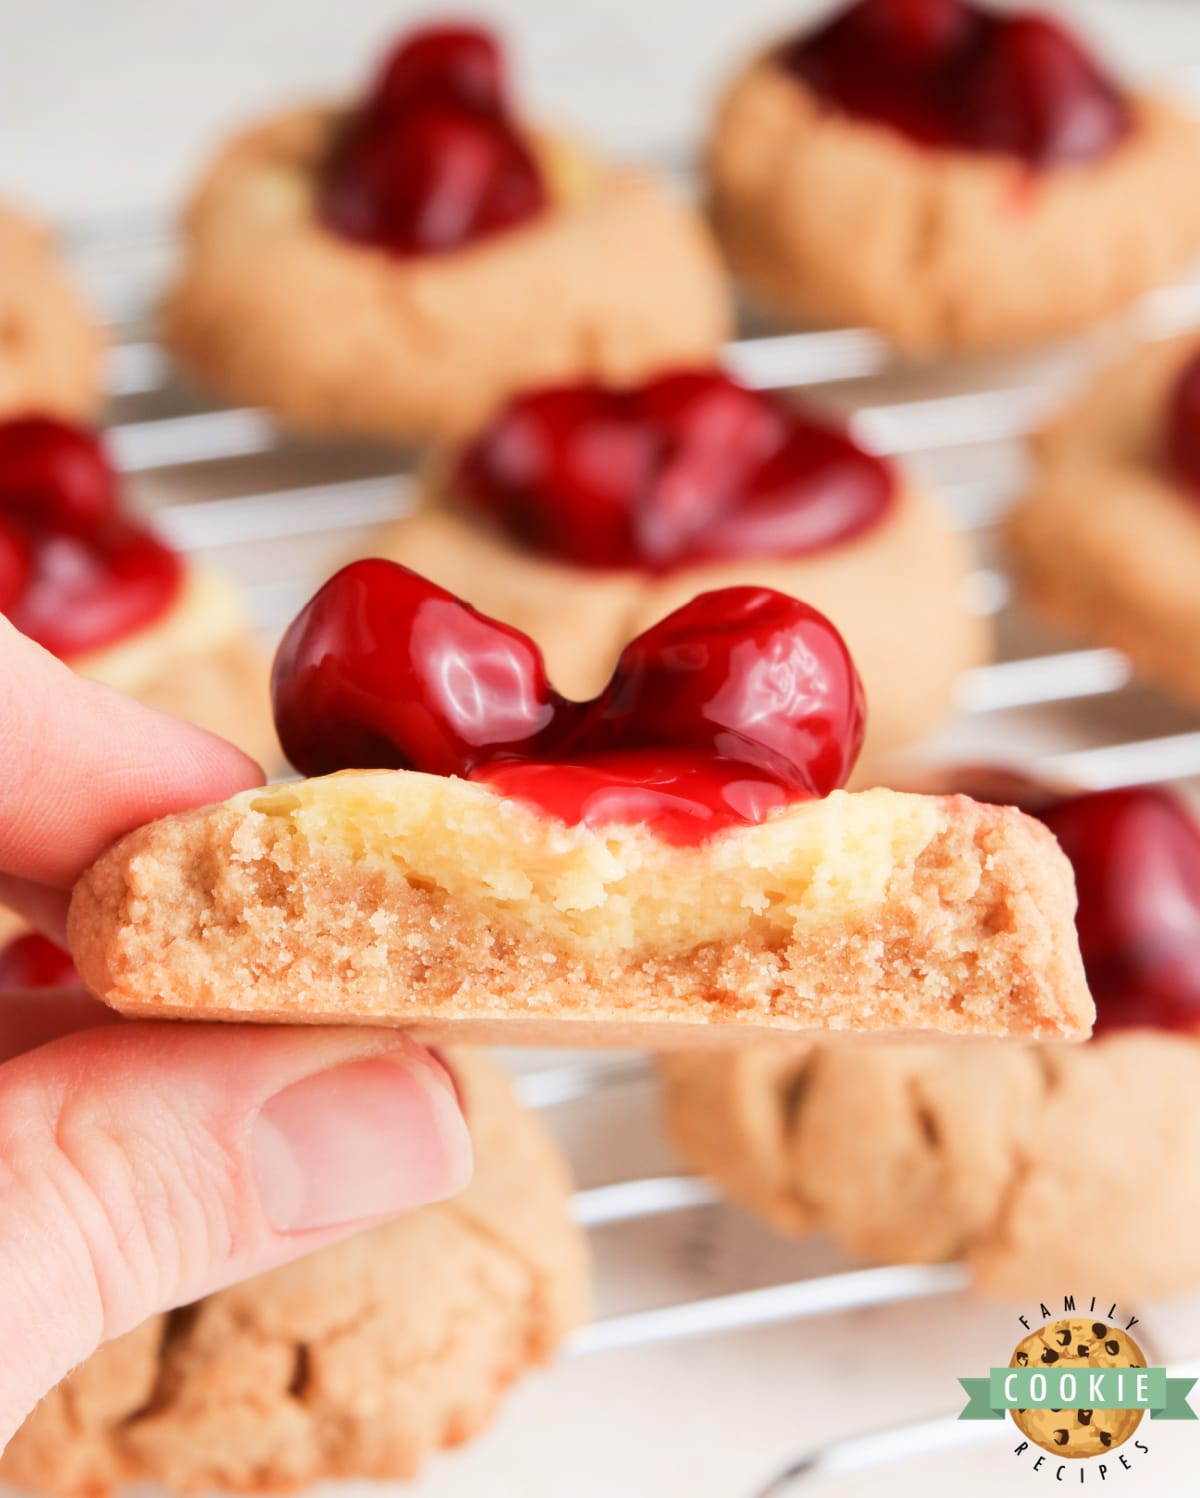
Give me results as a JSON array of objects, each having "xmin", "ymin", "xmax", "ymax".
[{"xmin": 5, "ymin": 3, "xmax": 1200, "ymax": 1497}]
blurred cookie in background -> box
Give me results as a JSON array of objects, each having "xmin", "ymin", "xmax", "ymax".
[
  {"xmin": 662, "ymin": 780, "xmax": 1200, "ymax": 1300},
  {"xmin": 0, "ymin": 205, "xmax": 104, "ymax": 419},
  {"xmin": 1009, "ymin": 331, "xmax": 1200, "ymax": 709},
  {"xmin": 706, "ymin": 0, "xmax": 1200, "ymax": 353},
  {"xmin": 0, "ymin": 414, "xmax": 277, "ymax": 766},
  {"xmin": 163, "ymin": 24, "xmax": 730, "ymax": 443}
]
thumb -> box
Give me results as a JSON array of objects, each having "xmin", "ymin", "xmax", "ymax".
[{"xmin": 0, "ymin": 1021, "xmax": 472, "ymax": 1446}]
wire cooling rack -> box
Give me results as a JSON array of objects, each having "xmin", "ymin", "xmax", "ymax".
[{"xmin": 66, "ymin": 220, "xmax": 1200, "ymax": 1497}]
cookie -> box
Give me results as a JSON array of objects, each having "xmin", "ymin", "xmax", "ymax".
[
  {"xmin": 0, "ymin": 207, "xmax": 104, "ymax": 419},
  {"xmin": 1008, "ymin": 333, "xmax": 1200, "ymax": 709},
  {"xmin": 661, "ymin": 1030, "xmax": 1200, "ymax": 1298},
  {"xmin": 1010, "ymin": 1319, "xmax": 1145, "ymax": 1458},
  {"xmin": 386, "ymin": 370, "xmax": 988, "ymax": 763},
  {"xmin": 164, "ymin": 30, "xmax": 728, "ymax": 441},
  {"xmin": 0, "ymin": 1051, "xmax": 589, "ymax": 1496},
  {"xmin": 66, "ymin": 776, "xmax": 1090, "ymax": 1047},
  {"xmin": 706, "ymin": 9, "xmax": 1200, "ymax": 353}
]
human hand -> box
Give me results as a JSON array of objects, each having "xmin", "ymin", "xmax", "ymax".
[{"xmin": 0, "ymin": 618, "xmax": 472, "ymax": 1446}]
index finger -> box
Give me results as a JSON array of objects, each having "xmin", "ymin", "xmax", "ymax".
[{"xmin": 0, "ymin": 617, "xmax": 265, "ymax": 888}]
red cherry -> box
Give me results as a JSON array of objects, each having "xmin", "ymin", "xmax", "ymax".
[
  {"xmin": 320, "ymin": 24, "xmax": 545, "ymax": 257},
  {"xmin": 0, "ymin": 932, "xmax": 79, "ymax": 989},
  {"xmin": 0, "ymin": 416, "xmax": 117, "ymax": 535},
  {"xmin": 1165, "ymin": 349, "xmax": 1200, "ymax": 500},
  {"xmin": 566, "ymin": 587, "xmax": 866, "ymax": 797},
  {"xmin": 371, "ymin": 24, "xmax": 507, "ymax": 117},
  {"xmin": 1038, "ymin": 788, "xmax": 1200, "ymax": 1035},
  {"xmin": 782, "ymin": 0, "xmax": 1128, "ymax": 166},
  {"xmin": 452, "ymin": 371, "xmax": 895, "ymax": 571},
  {"xmin": 272, "ymin": 559, "xmax": 572, "ymax": 778},
  {"xmin": 0, "ymin": 517, "xmax": 32, "ymax": 613},
  {"xmin": 474, "ymin": 751, "xmax": 793, "ymax": 845},
  {"xmin": 837, "ymin": 0, "xmax": 978, "ymax": 65},
  {"xmin": 455, "ymin": 386, "xmax": 656, "ymax": 567},
  {"xmin": 272, "ymin": 568, "xmax": 867, "ymax": 838},
  {"xmin": 634, "ymin": 370, "xmax": 787, "ymax": 565},
  {"xmin": 959, "ymin": 14, "xmax": 1129, "ymax": 166},
  {"xmin": 322, "ymin": 101, "xmax": 544, "ymax": 256},
  {"xmin": 0, "ymin": 416, "xmax": 183, "ymax": 659}
]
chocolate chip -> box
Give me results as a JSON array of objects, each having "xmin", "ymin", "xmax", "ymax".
[
  {"xmin": 1092, "ymin": 1322, "xmax": 1108, "ymax": 1338},
  {"xmin": 1078, "ymin": 1410, "xmax": 1093, "ymax": 1425},
  {"xmin": 1042, "ymin": 1348, "xmax": 1060, "ymax": 1364},
  {"xmin": 1105, "ymin": 1340, "xmax": 1120, "ymax": 1355},
  {"xmin": 1056, "ymin": 1328, "xmax": 1072, "ymax": 1346},
  {"xmin": 1016, "ymin": 1350, "xmax": 1029, "ymax": 1366},
  {"xmin": 1100, "ymin": 1432, "xmax": 1113, "ymax": 1448},
  {"xmin": 1054, "ymin": 1429, "xmax": 1070, "ymax": 1446},
  {"xmin": 1077, "ymin": 1345, "xmax": 1090, "ymax": 1357}
]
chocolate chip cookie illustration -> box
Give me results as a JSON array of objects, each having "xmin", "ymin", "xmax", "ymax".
[{"xmin": 1010, "ymin": 1319, "xmax": 1146, "ymax": 1458}]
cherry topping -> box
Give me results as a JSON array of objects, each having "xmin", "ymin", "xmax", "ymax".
[
  {"xmin": 0, "ymin": 932, "xmax": 79, "ymax": 989},
  {"xmin": 320, "ymin": 24, "xmax": 546, "ymax": 257},
  {"xmin": 781, "ymin": 0, "xmax": 1130, "ymax": 168},
  {"xmin": 1165, "ymin": 348, "xmax": 1200, "ymax": 500},
  {"xmin": 1038, "ymin": 787, "xmax": 1200, "ymax": 1035},
  {"xmin": 0, "ymin": 416, "xmax": 182, "ymax": 659},
  {"xmin": 272, "ymin": 561, "xmax": 865, "ymax": 842},
  {"xmin": 272, "ymin": 559, "xmax": 571, "ymax": 778},
  {"xmin": 452, "ymin": 369, "xmax": 895, "ymax": 571},
  {"xmin": 372, "ymin": 25, "xmax": 505, "ymax": 116}
]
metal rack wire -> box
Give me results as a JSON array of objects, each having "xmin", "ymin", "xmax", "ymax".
[{"xmin": 71, "ymin": 219, "xmax": 1200, "ymax": 1494}]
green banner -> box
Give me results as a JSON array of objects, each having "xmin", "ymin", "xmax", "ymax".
[{"xmin": 959, "ymin": 1369, "xmax": 1197, "ymax": 1422}]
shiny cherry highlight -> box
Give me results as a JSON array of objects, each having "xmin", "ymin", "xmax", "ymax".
[
  {"xmin": 781, "ymin": 0, "xmax": 1129, "ymax": 168},
  {"xmin": 452, "ymin": 369, "xmax": 895, "ymax": 571},
  {"xmin": 272, "ymin": 561, "xmax": 866, "ymax": 841}
]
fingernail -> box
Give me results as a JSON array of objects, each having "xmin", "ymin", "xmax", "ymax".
[{"xmin": 252, "ymin": 1051, "xmax": 473, "ymax": 1233}]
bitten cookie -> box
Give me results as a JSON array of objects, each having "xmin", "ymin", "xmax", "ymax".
[
  {"xmin": 661, "ymin": 783, "xmax": 1200, "ymax": 1299},
  {"xmin": 0, "ymin": 415, "xmax": 277, "ymax": 766},
  {"xmin": 0, "ymin": 207, "xmax": 104, "ymax": 419},
  {"xmin": 707, "ymin": 2, "xmax": 1200, "ymax": 353},
  {"xmin": 385, "ymin": 369, "xmax": 989, "ymax": 764},
  {"xmin": 0, "ymin": 1051, "xmax": 590, "ymax": 1497},
  {"xmin": 1008, "ymin": 332, "xmax": 1200, "ymax": 709},
  {"xmin": 164, "ymin": 26, "xmax": 729, "ymax": 441},
  {"xmin": 66, "ymin": 563, "xmax": 1090, "ymax": 1049}
]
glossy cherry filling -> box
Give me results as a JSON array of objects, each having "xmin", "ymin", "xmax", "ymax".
[
  {"xmin": 1036, "ymin": 787, "xmax": 1200, "ymax": 1035},
  {"xmin": 780, "ymin": 0, "xmax": 1130, "ymax": 168},
  {"xmin": 451, "ymin": 369, "xmax": 895, "ymax": 570},
  {"xmin": 272, "ymin": 560, "xmax": 866, "ymax": 843},
  {"xmin": 319, "ymin": 23, "xmax": 547, "ymax": 256},
  {"xmin": 0, "ymin": 416, "xmax": 182, "ymax": 659},
  {"xmin": 1165, "ymin": 348, "xmax": 1200, "ymax": 500},
  {"xmin": 0, "ymin": 933, "xmax": 79, "ymax": 989}
]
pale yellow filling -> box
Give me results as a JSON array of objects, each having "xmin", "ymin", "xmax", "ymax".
[
  {"xmin": 72, "ymin": 570, "xmax": 249, "ymax": 697},
  {"xmin": 244, "ymin": 772, "xmax": 942, "ymax": 951}
]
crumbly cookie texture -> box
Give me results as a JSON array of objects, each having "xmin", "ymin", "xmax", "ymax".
[
  {"xmin": 68, "ymin": 776, "xmax": 1090, "ymax": 1046},
  {"xmin": 1008, "ymin": 333, "xmax": 1200, "ymax": 708},
  {"xmin": 0, "ymin": 1051, "xmax": 589, "ymax": 1497},
  {"xmin": 707, "ymin": 61, "xmax": 1200, "ymax": 353},
  {"xmin": 163, "ymin": 108, "xmax": 730, "ymax": 440},
  {"xmin": 0, "ymin": 208, "xmax": 104, "ymax": 419},
  {"xmin": 385, "ymin": 474, "xmax": 989, "ymax": 764},
  {"xmin": 73, "ymin": 571, "xmax": 278, "ymax": 769},
  {"xmin": 662, "ymin": 1029, "xmax": 1200, "ymax": 1298}
]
